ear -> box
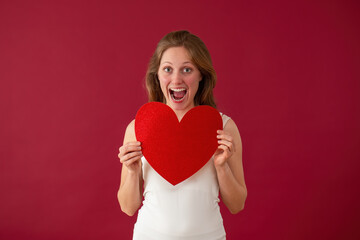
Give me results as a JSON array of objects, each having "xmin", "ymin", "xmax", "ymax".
[
  {"xmin": 199, "ymin": 71, "xmax": 204, "ymax": 81},
  {"xmin": 198, "ymin": 74, "xmax": 203, "ymax": 82}
]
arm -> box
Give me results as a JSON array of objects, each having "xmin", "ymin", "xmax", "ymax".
[
  {"xmin": 117, "ymin": 120, "xmax": 143, "ymax": 216},
  {"xmin": 215, "ymin": 119, "xmax": 247, "ymax": 214}
]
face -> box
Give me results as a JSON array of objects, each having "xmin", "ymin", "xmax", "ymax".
[{"xmin": 157, "ymin": 46, "xmax": 202, "ymax": 113}]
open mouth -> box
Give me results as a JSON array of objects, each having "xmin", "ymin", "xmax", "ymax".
[{"xmin": 169, "ymin": 88, "xmax": 187, "ymax": 102}]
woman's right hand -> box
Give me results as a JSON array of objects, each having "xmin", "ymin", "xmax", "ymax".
[{"xmin": 118, "ymin": 141, "xmax": 143, "ymax": 173}]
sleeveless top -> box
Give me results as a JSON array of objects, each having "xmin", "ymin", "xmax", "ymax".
[{"xmin": 133, "ymin": 113, "xmax": 231, "ymax": 240}]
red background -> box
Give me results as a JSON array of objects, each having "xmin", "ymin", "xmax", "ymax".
[{"xmin": 1, "ymin": 0, "xmax": 359, "ymax": 239}]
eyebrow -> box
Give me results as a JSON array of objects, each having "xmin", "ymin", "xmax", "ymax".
[
  {"xmin": 160, "ymin": 61, "xmax": 193, "ymax": 65},
  {"xmin": 160, "ymin": 61, "xmax": 173, "ymax": 65}
]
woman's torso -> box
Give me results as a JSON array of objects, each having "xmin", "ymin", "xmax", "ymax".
[{"xmin": 133, "ymin": 113, "xmax": 230, "ymax": 240}]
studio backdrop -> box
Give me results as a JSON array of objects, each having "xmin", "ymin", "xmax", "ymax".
[{"xmin": 1, "ymin": 0, "xmax": 359, "ymax": 239}]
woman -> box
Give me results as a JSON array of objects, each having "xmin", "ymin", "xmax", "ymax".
[{"xmin": 117, "ymin": 30, "xmax": 247, "ymax": 240}]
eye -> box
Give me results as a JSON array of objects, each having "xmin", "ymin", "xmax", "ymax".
[
  {"xmin": 163, "ymin": 67, "xmax": 172, "ymax": 73},
  {"xmin": 183, "ymin": 67, "xmax": 192, "ymax": 73}
]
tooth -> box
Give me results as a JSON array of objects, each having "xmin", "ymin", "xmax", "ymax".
[{"xmin": 171, "ymin": 88, "xmax": 186, "ymax": 92}]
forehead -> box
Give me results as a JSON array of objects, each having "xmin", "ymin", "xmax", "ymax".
[{"xmin": 160, "ymin": 46, "xmax": 193, "ymax": 63}]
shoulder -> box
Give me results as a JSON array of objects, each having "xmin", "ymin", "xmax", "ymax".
[
  {"xmin": 220, "ymin": 113, "xmax": 237, "ymax": 131},
  {"xmin": 222, "ymin": 115, "xmax": 242, "ymax": 144},
  {"xmin": 126, "ymin": 119, "xmax": 135, "ymax": 131},
  {"xmin": 123, "ymin": 119, "xmax": 136, "ymax": 144},
  {"xmin": 223, "ymin": 118, "xmax": 238, "ymax": 133}
]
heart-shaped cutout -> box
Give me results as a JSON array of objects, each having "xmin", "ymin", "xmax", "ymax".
[{"xmin": 135, "ymin": 102, "xmax": 223, "ymax": 185}]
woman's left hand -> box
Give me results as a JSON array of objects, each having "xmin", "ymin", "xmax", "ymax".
[{"xmin": 214, "ymin": 130, "xmax": 235, "ymax": 168}]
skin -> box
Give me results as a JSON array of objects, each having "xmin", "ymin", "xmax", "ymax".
[{"xmin": 117, "ymin": 46, "xmax": 247, "ymax": 216}]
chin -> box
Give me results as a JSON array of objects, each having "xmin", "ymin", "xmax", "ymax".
[{"xmin": 170, "ymin": 100, "xmax": 193, "ymax": 111}]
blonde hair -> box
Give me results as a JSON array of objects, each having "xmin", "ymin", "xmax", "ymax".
[{"xmin": 145, "ymin": 30, "xmax": 217, "ymax": 108}]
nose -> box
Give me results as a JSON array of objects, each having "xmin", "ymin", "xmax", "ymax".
[{"xmin": 171, "ymin": 70, "xmax": 183, "ymax": 85}]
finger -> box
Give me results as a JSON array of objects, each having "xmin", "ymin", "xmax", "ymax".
[
  {"xmin": 121, "ymin": 154, "xmax": 142, "ymax": 165},
  {"xmin": 127, "ymin": 141, "xmax": 141, "ymax": 146},
  {"xmin": 217, "ymin": 133, "xmax": 235, "ymax": 152},
  {"xmin": 123, "ymin": 155, "xmax": 142, "ymax": 167},
  {"xmin": 217, "ymin": 139, "xmax": 234, "ymax": 153},
  {"xmin": 120, "ymin": 151, "xmax": 143, "ymax": 163},
  {"xmin": 217, "ymin": 145, "xmax": 232, "ymax": 159},
  {"xmin": 119, "ymin": 144, "xmax": 142, "ymax": 155},
  {"xmin": 218, "ymin": 144, "xmax": 229, "ymax": 152},
  {"xmin": 119, "ymin": 141, "xmax": 141, "ymax": 151},
  {"xmin": 217, "ymin": 132, "xmax": 233, "ymax": 142},
  {"xmin": 120, "ymin": 150, "xmax": 142, "ymax": 162},
  {"xmin": 217, "ymin": 130, "xmax": 227, "ymax": 135}
]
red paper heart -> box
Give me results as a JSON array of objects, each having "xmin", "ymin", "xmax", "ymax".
[{"xmin": 135, "ymin": 102, "xmax": 223, "ymax": 185}]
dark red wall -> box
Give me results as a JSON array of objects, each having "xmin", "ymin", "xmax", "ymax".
[{"xmin": 1, "ymin": 0, "xmax": 359, "ymax": 239}]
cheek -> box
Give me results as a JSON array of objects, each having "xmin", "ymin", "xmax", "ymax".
[
  {"xmin": 158, "ymin": 75, "xmax": 170, "ymax": 92},
  {"xmin": 188, "ymin": 75, "xmax": 201, "ymax": 91}
]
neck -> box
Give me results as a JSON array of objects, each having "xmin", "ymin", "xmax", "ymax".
[
  {"xmin": 174, "ymin": 109, "xmax": 187, "ymax": 122},
  {"xmin": 170, "ymin": 104, "xmax": 195, "ymax": 122}
]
